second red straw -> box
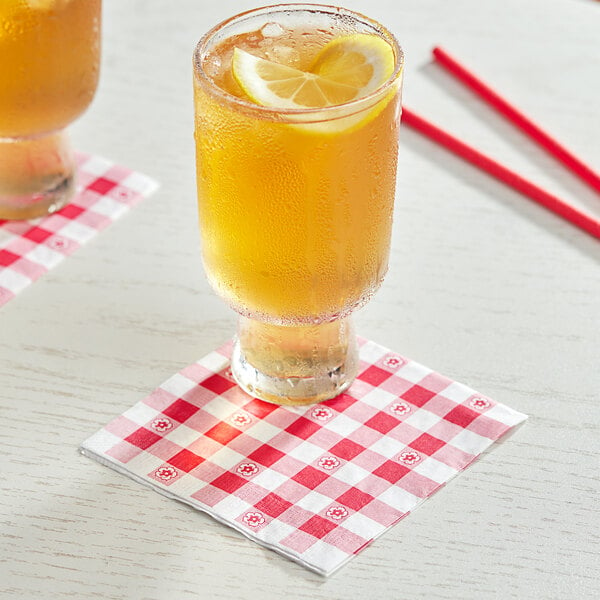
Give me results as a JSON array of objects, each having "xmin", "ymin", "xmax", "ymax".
[{"xmin": 401, "ymin": 107, "xmax": 600, "ymax": 241}]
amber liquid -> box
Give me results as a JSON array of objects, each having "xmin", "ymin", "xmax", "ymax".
[
  {"xmin": 0, "ymin": 0, "xmax": 101, "ymax": 218},
  {"xmin": 0, "ymin": 0, "xmax": 101, "ymax": 138},
  {"xmin": 194, "ymin": 26, "xmax": 402, "ymax": 325}
]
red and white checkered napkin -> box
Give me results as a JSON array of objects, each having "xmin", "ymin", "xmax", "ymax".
[
  {"xmin": 81, "ymin": 338, "xmax": 527, "ymax": 576},
  {"xmin": 0, "ymin": 153, "xmax": 158, "ymax": 307}
]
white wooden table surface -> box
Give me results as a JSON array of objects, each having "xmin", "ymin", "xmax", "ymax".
[{"xmin": 1, "ymin": 1, "xmax": 599, "ymax": 598}]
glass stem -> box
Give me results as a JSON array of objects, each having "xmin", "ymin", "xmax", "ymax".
[
  {"xmin": 0, "ymin": 129, "xmax": 75, "ymax": 220},
  {"xmin": 231, "ymin": 315, "xmax": 359, "ymax": 405}
]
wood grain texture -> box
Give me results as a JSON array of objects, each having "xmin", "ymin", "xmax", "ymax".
[{"xmin": 1, "ymin": 1, "xmax": 599, "ymax": 599}]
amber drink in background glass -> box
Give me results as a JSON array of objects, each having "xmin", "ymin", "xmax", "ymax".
[
  {"xmin": 0, "ymin": 0, "xmax": 101, "ymax": 220},
  {"xmin": 193, "ymin": 4, "xmax": 404, "ymax": 405}
]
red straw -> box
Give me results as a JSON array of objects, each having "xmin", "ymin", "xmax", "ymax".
[
  {"xmin": 401, "ymin": 107, "xmax": 600, "ymax": 240},
  {"xmin": 432, "ymin": 47, "xmax": 600, "ymax": 195}
]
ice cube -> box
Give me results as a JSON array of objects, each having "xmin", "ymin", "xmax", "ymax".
[
  {"xmin": 265, "ymin": 44, "xmax": 300, "ymax": 65},
  {"xmin": 261, "ymin": 22, "xmax": 284, "ymax": 38},
  {"xmin": 203, "ymin": 55, "xmax": 222, "ymax": 79}
]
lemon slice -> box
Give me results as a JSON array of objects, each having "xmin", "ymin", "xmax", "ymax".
[
  {"xmin": 310, "ymin": 33, "xmax": 395, "ymax": 96},
  {"xmin": 231, "ymin": 34, "xmax": 398, "ymax": 133},
  {"xmin": 232, "ymin": 48, "xmax": 359, "ymax": 109}
]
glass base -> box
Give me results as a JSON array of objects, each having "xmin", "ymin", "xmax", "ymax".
[
  {"xmin": 231, "ymin": 316, "xmax": 359, "ymax": 406},
  {"xmin": 0, "ymin": 130, "xmax": 75, "ymax": 220}
]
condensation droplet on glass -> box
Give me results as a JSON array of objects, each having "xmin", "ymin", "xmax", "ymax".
[{"xmin": 261, "ymin": 22, "xmax": 284, "ymax": 38}]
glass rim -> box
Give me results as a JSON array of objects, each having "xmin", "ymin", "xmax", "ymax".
[{"xmin": 193, "ymin": 3, "xmax": 404, "ymax": 119}]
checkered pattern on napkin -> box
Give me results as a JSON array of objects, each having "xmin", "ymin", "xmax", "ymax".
[
  {"xmin": 0, "ymin": 153, "xmax": 158, "ymax": 307},
  {"xmin": 81, "ymin": 338, "xmax": 527, "ymax": 576}
]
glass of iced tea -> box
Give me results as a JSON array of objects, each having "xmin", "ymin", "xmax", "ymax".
[
  {"xmin": 0, "ymin": 0, "xmax": 101, "ymax": 220},
  {"xmin": 193, "ymin": 4, "xmax": 403, "ymax": 405}
]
